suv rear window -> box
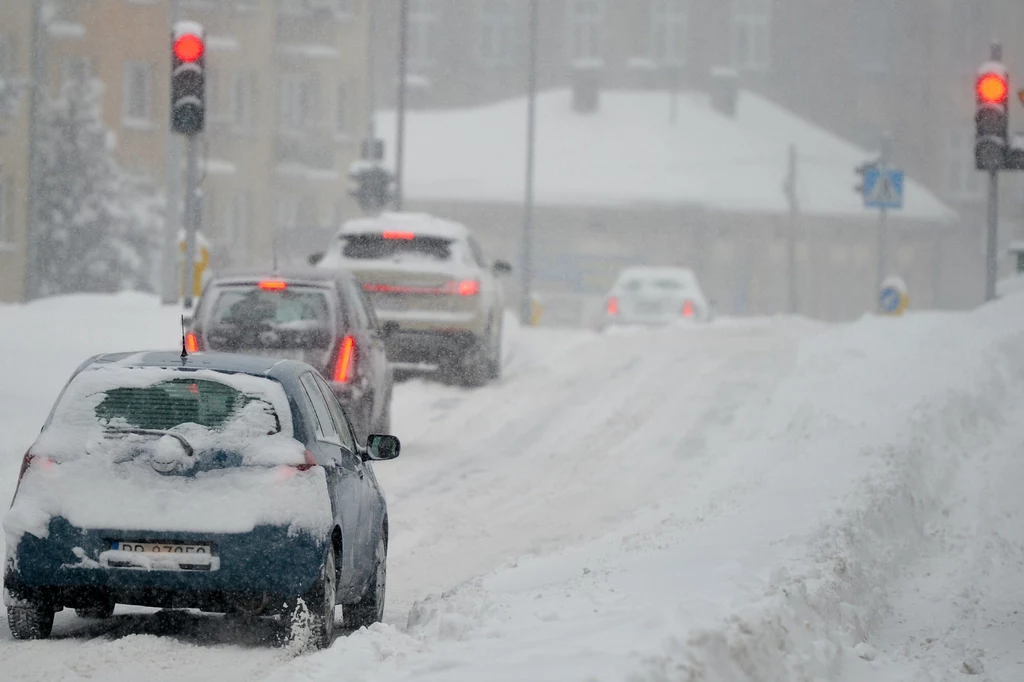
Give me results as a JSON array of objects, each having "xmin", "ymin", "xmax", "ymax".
[
  {"xmin": 95, "ymin": 378, "xmax": 280, "ymax": 433},
  {"xmin": 341, "ymin": 234, "xmax": 452, "ymax": 262}
]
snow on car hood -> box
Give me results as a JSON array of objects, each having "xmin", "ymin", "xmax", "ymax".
[{"xmin": 3, "ymin": 366, "xmax": 332, "ymax": 548}]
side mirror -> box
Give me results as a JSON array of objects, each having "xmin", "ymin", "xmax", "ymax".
[
  {"xmin": 308, "ymin": 252, "xmax": 325, "ymax": 266},
  {"xmin": 381, "ymin": 321, "xmax": 400, "ymax": 338},
  {"xmin": 492, "ymin": 260, "xmax": 513, "ymax": 276},
  {"xmin": 365, "ymin": 434, "xmax": 400, "ymax": 461}
]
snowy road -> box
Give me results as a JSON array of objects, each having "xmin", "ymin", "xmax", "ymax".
[{"xmin": 2, "ymin": 293, "xmax": 1024, "ymax": 681}]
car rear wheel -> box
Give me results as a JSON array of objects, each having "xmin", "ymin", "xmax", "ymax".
[
  {"xmin": 344, "ymin": 532, "xmax": 386, "ymax": 629},
  {"xmin": 286, "ymin": 547, "xmax": 336, "ymax": 650},
  {"xmin": 75, "ymin": 600, "xmax": 115, "ymax": 620},
  {"xmin": 487, "ymin": 324, "xmax": 503, "ymax": 381},
  {"xmin": 8, "ymin": 602, "xmax": 55, "ymax": 640}
]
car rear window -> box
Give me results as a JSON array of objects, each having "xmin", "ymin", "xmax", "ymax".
[
  {"xmin": 209, "ymin": 285, "xmax": 331, "ymax": 330},
  {"xmin": 341, "ymin": 234, "xmax": 452, "ymax": 262},
  {"xmin": 94, "ymin": 378, "xmax": 280, "ymax": 433}
]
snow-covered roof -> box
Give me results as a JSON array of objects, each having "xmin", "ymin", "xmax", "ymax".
[
  {"xmin": 338, "ymin": 212, "xmax": 470, "ymax": 241},
  {"xmin": 376, "ymin": 89, "xmax": 956, "ymax": 223}
]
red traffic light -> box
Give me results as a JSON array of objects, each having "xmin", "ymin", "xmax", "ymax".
[
  {"xmin": 173, "ymin": 34, "xmax": 204, "ymax": 63},
  {"xmin": 978, "ymin": 73, "xmax": 1008, "ymax": 103}
]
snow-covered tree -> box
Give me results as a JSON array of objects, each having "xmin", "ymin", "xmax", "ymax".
[{"xmin": 34, "ymin": 77, "xmax": 162, "ymax": 295}]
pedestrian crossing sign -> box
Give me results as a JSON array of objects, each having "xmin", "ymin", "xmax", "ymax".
[{"xmin": 863, "ymin": 168, "xmax": 904, "ymax": 209}]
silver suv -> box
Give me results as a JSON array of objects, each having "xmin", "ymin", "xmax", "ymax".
[{"xmin": 311, "ymin": 212, "xmax": 512, "ymax": 387}]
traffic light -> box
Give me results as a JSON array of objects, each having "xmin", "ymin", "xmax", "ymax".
[
  {"xmin": 854, "ymin": 159, "xmax": 879, "ymax": 195},
  {"xmin": 975, "ymin": 66, "xmax": 1008, "ymax": 170},
  {"xmin": 349, "ymin": 163, "xmax": 394, "ymax": 214},
  {"xmin": 171, "ymin": 21, "xmax": 205, "ymax": 136}
]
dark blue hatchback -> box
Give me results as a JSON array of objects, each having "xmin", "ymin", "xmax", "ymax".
[{"xmin": 3, "ymin": 351, "xmax": 399, "ymax": 649}]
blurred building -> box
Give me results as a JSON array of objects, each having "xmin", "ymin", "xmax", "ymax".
[
  {"xmin": 0, "ymin": 3, "xmax": 34, "ymax": 302},
  {"xmin": 372, "ymin": 0, "xmax": 1024, "ymax": 305},
  {"xmin": 0, "ymin": 0, "xmax": 371, "ymax": 302}
]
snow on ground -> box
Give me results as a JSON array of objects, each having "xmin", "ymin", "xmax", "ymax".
[{"xmin": 1, "ymin": 292, "xmax": 1023, "ymax": 681}]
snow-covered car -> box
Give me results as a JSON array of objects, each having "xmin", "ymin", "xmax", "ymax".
[
  {"xmin": 3, "ymin": 351, "xmax": 399, "ymax": 648},
  {"xmin": 599, "ymin": 266, "xmax": 712, "ymax": 329},
  {"xmin": 310, "ymin": 212, "xmax": 513, "ymax": 387}
]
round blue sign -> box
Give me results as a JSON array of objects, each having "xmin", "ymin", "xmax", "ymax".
[{"xmin": 879, "ymin": 287, "xmax": 901, "ymax": 313}]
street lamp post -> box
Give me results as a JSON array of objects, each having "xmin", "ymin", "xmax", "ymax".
[
  {"xmin": 520, "ymin": 0, "xmax": 539, "ymax": 326},
  {"xmin": 394, "ymin": 0, "xmax": 409, "ymax": 211}
]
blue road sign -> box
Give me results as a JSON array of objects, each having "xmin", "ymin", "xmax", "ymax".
[
  {"xmin": 863, "ymin": 168, "xmax": 904, "ymax": 209},
  {"xmin": 879, "ymin": 287, "xmax": 902, "ymax": 314}
]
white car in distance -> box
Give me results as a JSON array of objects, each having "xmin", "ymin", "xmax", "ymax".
[{"xmin": 599, "ymin": 266, "xmax": 712, "ymax": 330}]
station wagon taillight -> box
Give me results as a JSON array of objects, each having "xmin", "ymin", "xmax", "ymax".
[
  {"xmin": 14, "ymin": 451, "xmax": 55, "ymax": 496},
  {"xmin": 277, "ymin": 450, "xmax": 319, "ymax": 480},
  {"xmin": 185, "ymin": 331, "xmax": 200, "ymax": 353},
  {"xmin": 333, "ymin": 335, "xmax": 356, "ymax": 383}
]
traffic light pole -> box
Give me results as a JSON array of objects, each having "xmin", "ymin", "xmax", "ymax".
[
  {"xmin": 161, "ymin": 0, "xmax": 182, "ymax": 305},
  {"xmin": 182, "ymin": 133, "xmax": 200, "ymax": 309},
  {"xmin": 986, "ymin": 169, "xmax": 999, "ymax": 301},
  {"xmin": 876, "ymin": 133, "xmax": 891, "ymax": 291},
  {"xmin": 394, "ymin": 0, "xmax": 409, "ymax": 212},
  {"xmin": 520, "ymin": 0, "xmax": 539, "ymax": 326}
]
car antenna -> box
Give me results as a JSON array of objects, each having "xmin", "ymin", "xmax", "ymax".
[{"xmin": 180, "ymin": 315, "xmax": 188, "ymax": 364}]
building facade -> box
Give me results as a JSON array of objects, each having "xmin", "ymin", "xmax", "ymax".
[{"xmin": 0, "ymin": 0, "xmax": 372, "ymax": 302}]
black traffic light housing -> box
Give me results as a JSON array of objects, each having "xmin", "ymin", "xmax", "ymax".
[
  {"xmin": 853, "ymin": 159, "xmax": 879, "ymax": 195},
  {"xmin": 975, "ymin": 54, "xmax": 1009, "ymax": 171},
  {"xmin": 349, "ymin": 163, "xmax": 394, "ymax": 215},
  {"xmin": 171, "ymin": 21, "xmax": 206, "ymax": 136}
]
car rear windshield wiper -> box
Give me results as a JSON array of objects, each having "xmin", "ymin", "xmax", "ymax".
[{"xmin": 103, "ymin": 427, "xmax": 195, "ymax": 458}]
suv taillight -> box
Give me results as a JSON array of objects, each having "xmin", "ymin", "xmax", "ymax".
[
  {"xmin": 333, "ymin": 335, "xmax": 356, "ymax": 383},
  {"xmin": 681, "ymin": 300, "xmax": 695, "ymax": 318},
  {"xmin": 607, "ymin": 297, "xmax": 619, "ymax": 316},
  {"xmin": 185, "ymin": 331, "xmax": 201, "ymax": 352},
  {"xmin": 14, "ymin": 451, "xmax": 54, "ymax": 496}
]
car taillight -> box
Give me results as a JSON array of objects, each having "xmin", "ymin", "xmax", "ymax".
[
  {"xmin": 333, "ymin": 335, "xmax": 356, "ymax": 383},
  {"xmin": 607, "ymin": 297, "xmax": 619, "ymax": 316},
  {"xmin": 14, "ymin": 451, "xmax": 55, "ymax": 495},
  {"xmin": 382, "ymin": 231, "xmax": 415, "ymax": 240},
  {"xmin": 297, "ymin": 450, "xmax": 318, "ymax": 471},
  {"xmin": 442, "ymin": 279, "xmax": 479, "ymax": 296},
  {"xmin": 276, "ymin": 450, "xmax": 319, "ymax": 480},
  {"xmin": 681, "ymin": 300, "xmax": 695, "ymax": 318},
  {"xmin": 185, "ymin": 331, "xmax": 200, "ymax": 353}
]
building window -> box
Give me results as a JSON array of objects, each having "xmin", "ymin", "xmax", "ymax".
[
  {"xmin": 567, "ymin": 0, "xmax": 604, "ymax": 64},
  {"xmin": 0, "ymin": 33, "xmax": 17, "ymax": 120},
  {"xmin": 855, "ymin": 0, "xmax": 889, "ymax": 74},
  {"xmin": 336, "ymin": 82, "xmax": 348, "ymax": 135},
  {"xmin": 408, "ymin": 0, "xmax": 438, "ymax": 72},
  {"xmin": 122, "ymin": 61, "xmax": 152, "ymax": 125},
  {"xmin": 731, "ymin": 0, "xmax": 771, "ymax": 71},
  {"xmin": 232, "ymin": 71, "xmax": 256, "ymax": 129},
  {"xmin": 279, "ymin": 73, "xmax": 316, "ymax": 132},
  {"xmin": 478, "ymin": 0, "xmax": 515, "ymax": 67},
  {"xmin": 948, "ymin": 127, "xmax": 983, "ymax": 200},
  {"xmin": 651, "ymin": 0, "xmax": 689, "ymax": 67},
  {"xmin": 61, "ymin": 56, "xmax": 92, "ymax": 86}
]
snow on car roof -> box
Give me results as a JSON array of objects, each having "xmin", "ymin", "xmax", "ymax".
[{"xmin": 337, "ymin": 212, "xmax": 471, "ymax": 241}]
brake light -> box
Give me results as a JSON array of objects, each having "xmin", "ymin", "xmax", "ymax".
[
  {"xmin": 185, "ymin": 331, "xmax": 200, "ymax": 353},
  {"xmin": 297, "ymin": 450, "xmax": 318, "ymax": 471},
  {"xmin": 276, "ymin": 450, "xmax": 319, "ymax": 480},
  {"xmin": 333, "ymin": 335, "xmax": 356, "ymax": 383},
  {"xmin": 454, "ymin": 279, "xmax": 479, "ymax": 296},
  {"xmin": 258, "ymin": 280, "xmax": 288, "ymax": 291},
  {"xmin": 607, "ymin": 297, "xmax": 619, "ymax": 316},
  {"xmin": 15, "ymin": 451, "xmax": 55, "ymax": 494},
  {"xmin": 382, "ymin": 231, "xmax": 415, "ymax": 240},
  {"xmin": 681, "ymin": 300, "xmax": 695, "ymax": 318}
]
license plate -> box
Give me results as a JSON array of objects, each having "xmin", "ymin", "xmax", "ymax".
[
  {"xmin": 112, "ymin": 541, "xmax": 210, "ymax": 555},
  {"xmin": 636, "ymin": 302, "xmax": 661, "ymax": 314}
]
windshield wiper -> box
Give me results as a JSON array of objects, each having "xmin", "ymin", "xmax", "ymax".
[{"xmin": 103, "ymin": 427, "xmax": 195, "ymax": 458}]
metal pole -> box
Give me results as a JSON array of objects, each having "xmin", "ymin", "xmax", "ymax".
[
  {"xmin": 24, "ymin": 0, "xmax": 46, "ymax": 300},
  {"xmin": 394, "ymin": 0, "xmax": 409, "ymax": 211},
  {"xmin": 366, "ymin": 0, "xmax": 378, "ymax": 145},
  {"xmin": 182, "ymin": 134, "xmax": 199, "ymax": 309},
  {"xmin": 520, "ymin": 0, "xmax": 539, "ymax": 326},
  {"xmin": 161, "ymin": 0, "xmax": 182, "ymax": 304},
  {"xmin": 784, "ymin": 144, "xmax": 799, "ymax": 314},
  {"xmin": 876, "ymin": 133, "xmax": 891, "ymax": 291},
  {"xmin": 986, "ymin": 169, "xmax": 999, "ymax": 301}
]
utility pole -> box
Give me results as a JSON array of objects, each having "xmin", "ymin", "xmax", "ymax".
[
  {"xmin": 877, "ymin": 132, "xmax": 891, "ymax": 289},
  {"xmin": 783, "ymin": 144, "xmax": 799, "ymax": 313},
  {"xmin": 366, "ymin": 0, "xmax": 378, "ymax": 147},
  {"xmin": 24, "ymin": 0, "xmax": 46, "ymax": 300},
  {"xmin": 520, "ymin": 0, "xmax": 539, "ymax": 326},
  {"xmin": 394, "ymin": 0, "xmax": 409, "ymax": 211},
  {"xmin": 161, "ymin": 0, "xmax": 182, "ymax": 304}
]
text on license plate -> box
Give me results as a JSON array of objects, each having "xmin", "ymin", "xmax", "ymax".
[{"xmin": 112, "ymin": 541, "xmax": 210, "ymax": 555}]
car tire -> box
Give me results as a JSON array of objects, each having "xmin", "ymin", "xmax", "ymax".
[
  {"xmin": 343, "ymin": 531, "xmax": 386, "ymax": 630},
  {"xmin": 286, "ymin": 547, "xmax": 336, "ymax": 650},
  {"xmin": 75, "ymin": 600, "xmax": 115, "ymax": 620},
  {"xmin": 487, "ymin": 323, "xmax": 503, "ymax": 381},
  {"xmin": 456, "ymin": 347, "xmax": 489, "ymax": 388},
  {"xmin": 8, "ymin": 602, "xmax": 55, "ymax": 640}
]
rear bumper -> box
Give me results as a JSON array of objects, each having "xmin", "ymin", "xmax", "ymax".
[
  {"xmin": 4, "ymin": 517, "xmax": 326, "ymax": 610},
  {"xmin": 384, "ymin": 329, "xmax": 480, "ymax": 366}
]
